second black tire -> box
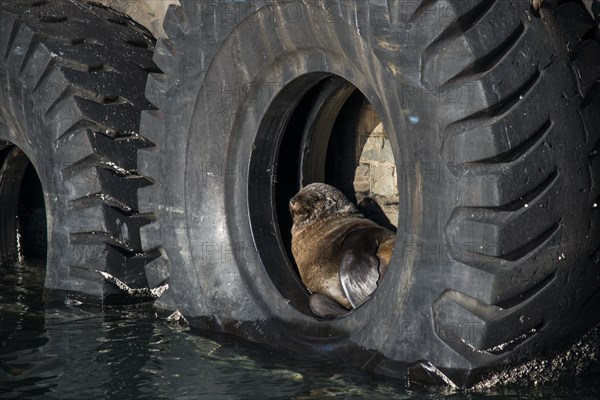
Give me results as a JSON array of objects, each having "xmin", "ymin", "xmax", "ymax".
[
  {"xmin": 139, "ymin": 0, "xmax": 600, "ymax": 386},
  {"xmin": 0, "ymin": 0, "xmax": 159, "ymax": 303}
]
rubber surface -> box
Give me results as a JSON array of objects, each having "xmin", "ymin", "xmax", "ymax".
[
  {"xmin": 138, "ymin": 0, "xmax": 600, "ymax": 386},
  {"xmin": 0, "ymin": 0, "xmax": 159, "ymax": 303},
  {"xmin": 139, "ymin": 0, "xmax": 600, "ymax": 385}
]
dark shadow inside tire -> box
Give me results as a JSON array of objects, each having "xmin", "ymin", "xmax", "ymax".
[
  {"xmin": 0, "ymin": 142, "xmax": 47, "ymax": 263},
  {"xmin": 18, "ymin": 162, "xmax": 46, "ymax": 260},
  {"xmin": 248, "ymin": 73, "xmax": 398, "ymax": 315}
]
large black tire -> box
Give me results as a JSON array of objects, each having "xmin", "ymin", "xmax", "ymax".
[
  {"xmin": 0, "ymin": 1, "xmax": 159, "ymax": 303},
  {"xmin": 140, "ymin": 0, "xmax": 600, "ymax": 386}
]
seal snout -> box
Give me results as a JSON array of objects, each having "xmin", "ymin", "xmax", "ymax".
[
  {"xmin": 289, "ymin": 195, "xmax": 310, "ymax": 222},
  {"xmin": 290, "ymin": 193, "xmax": 315, "ymax": 225},
  {"xmin": 289, "ymin": 196, "xmax": 301, "ymax": 214}
]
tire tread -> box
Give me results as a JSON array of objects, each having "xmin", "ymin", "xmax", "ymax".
[
  {"xmin": 436, "ymin": 0, "xmax": 600, "ymax": 358},
  {"xmin": 0, "ymin": 0, "xmax": 158, "ymax": 292}
]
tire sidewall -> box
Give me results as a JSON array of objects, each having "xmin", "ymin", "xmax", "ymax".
[
  {"xmin": 183, "ymin": 2, "xmax": 419, "ymax": 344},
  {"xmin": 0, "ymin": 78, "xmax": 74, "ymax": 290}
]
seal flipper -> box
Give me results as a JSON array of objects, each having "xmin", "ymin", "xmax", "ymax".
[
  {"xmin": 340, "ymin": 230, "xmax": 381, "ymax": 308},
  {"xmin": 309, "ymin": 293, "xmax": 350, "ymax": 318}
]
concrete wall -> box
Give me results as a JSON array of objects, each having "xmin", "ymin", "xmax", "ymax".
[{"xmin": 95, "ymin": 0, "xmax": 178, "ymax": 38}]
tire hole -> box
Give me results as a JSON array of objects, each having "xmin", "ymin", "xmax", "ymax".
[
  {"xmin": 18, "ymin": 163, "xmax": 47, "ymax": 260},
  {"xmin": 249, "ymin": 74, "xmax": 398, "ymax": 316},
  {"xmin": 0, "ymin": 144, "xmax": 47, "ymax": 263}
]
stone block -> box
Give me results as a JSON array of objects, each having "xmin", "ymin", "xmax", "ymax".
[
  {"xmin": 371, "ymin": 164, "xmax": 397, "ymax": 198},
  {"xmin": 353, "ymin": 163, "xmax": 371, "ymax": 193}
]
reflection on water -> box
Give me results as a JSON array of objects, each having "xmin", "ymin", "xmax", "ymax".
[{"xmin": 1, "ymin": 260, "xmax": 599, "ymax": 399}]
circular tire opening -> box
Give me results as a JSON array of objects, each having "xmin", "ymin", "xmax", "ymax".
[
  {"xmin": 0, "ymin": 143, "xmax": 47, "ymax": 263},
  {"xmin": 249, "ymin": 74, "xmax": 398, "ymax": 315}
]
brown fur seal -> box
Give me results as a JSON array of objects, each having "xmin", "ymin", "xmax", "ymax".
[{"xmin": 289, "ymin": 183, "xmax": 396, "ymax": 318}]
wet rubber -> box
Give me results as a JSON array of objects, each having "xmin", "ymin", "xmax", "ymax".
[
  {"xmin": 138, "ymin": 0, "xmax": 600, "ymax": 386},
  {"xmin": 0, "ymin": 0, "xmax": 159, "ymax": 303},
  {"xmin": 24, "ymin": 0, "xmax": 592, "ymax": 386}
]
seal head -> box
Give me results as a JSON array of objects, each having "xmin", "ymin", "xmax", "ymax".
[{"xmin": 289, "ymin": 182, "xmax": 361, "ymax": 233}]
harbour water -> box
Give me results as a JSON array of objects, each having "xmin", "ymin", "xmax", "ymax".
[{"xmin": 1, "ymin": 259, "xmax": 599, "ymax": 399}]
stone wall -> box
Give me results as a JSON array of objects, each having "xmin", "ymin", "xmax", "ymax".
[{"xmin": 327, "ymin": 92, "xmax": 399, "ymax": 230}]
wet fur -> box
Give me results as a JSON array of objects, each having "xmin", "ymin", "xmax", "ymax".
[{"xmin": 290, "ymin": 183, "xmax": 395, "ymax": 309}]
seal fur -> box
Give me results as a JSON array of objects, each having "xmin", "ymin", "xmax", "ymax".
[{"xmin": 290, "ymin": 183, "xmax": 395, "ymax": 316}]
